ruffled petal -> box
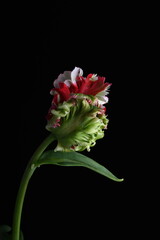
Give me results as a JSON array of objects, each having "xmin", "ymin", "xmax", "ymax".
[
  {"xmin": 78, "ymin": 77, "xmax": 91, "ymax": 94},
  {"xmin": 54, "ymin": 71, "xmax": 71, "ymax": 88},
  {"xmin": 71, "ymin": 67, "xmax": 83, "ymax": 83},
  {"xmin": 46, "ymin": 95, "xmax": 109, "ymax": 152},
  {"xmin": 54, "ymin": 82, "xmax": 71, "ymax": 102},
  {"xmin": 86, "ymin": 77, "xmax": 111, "ymax": 96},
  {"xmin": 50, "ymin": 67, "xmax": 111, "ymax": 111}
]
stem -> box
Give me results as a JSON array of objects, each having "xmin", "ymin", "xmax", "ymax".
[{"xmin": 12, "ymin": 133, "xmax": 55, "ymax": 240}]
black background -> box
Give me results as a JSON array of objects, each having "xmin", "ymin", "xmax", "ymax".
[{"xmin": 1, "ymin": 1, "xmax": 148, "ymax": 239}]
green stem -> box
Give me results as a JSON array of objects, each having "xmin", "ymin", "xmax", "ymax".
[{"xmin": 12, "ymin": 133, "xmax": 55, "ymax": 240}]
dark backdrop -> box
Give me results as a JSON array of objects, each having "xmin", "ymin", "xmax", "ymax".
[{"xmin": 1, "ymin": 2, "xmax": 144, "ymax": 239}]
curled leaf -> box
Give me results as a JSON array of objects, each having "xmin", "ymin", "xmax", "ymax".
[{"xmin": 36, "ymin": 151, "xmax": 123, "ymax": 182}]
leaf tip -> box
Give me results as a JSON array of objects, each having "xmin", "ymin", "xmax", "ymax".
[{"xmin": 118, "ymin": 178, "xmax": 124, "ymax": 182}]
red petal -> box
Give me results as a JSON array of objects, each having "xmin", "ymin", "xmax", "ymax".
[
  {"xmin": 78, "ymin": 77, "xmax": 92, "ymax": 94},
  {"xmin": 86, "ymin": 78, "xmax": 111, "ymax": 96},
  {"xmin": 52, "ymin": 94, "xmax": 59, "ymax": 105},
  {"xmin": 69, "ymin": 82, "xmax": 78, "ymax": 93},
  {"xmin": 55, "ymin": 83, "xmax": 70, "ymax": 102},
  {"xmin": 75, "ymin": 75, "xmax": 110, "ymax": 96},
  {"xmin": 87, "ymin": 73, "xmax": 93, "ymax": 78}
]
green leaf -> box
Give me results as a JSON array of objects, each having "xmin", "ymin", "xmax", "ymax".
[
  {"xmin": 37, "ymin": 151, "xmax": 123, "ymax": 182},
  {"xmin": 0, "ymin": 225, "xmax": 11, "ymax": 240},
  {"xmin": 0, "ymin": 225, "xmax": 24, "ymax": 240},
  {"xmin": 20, "ymin": 231, "xmax": 24, "ymax": 240}
]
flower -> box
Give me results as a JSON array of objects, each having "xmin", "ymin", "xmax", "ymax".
[
  {"xmin": 46, "ymin": 67, "xmax": 111, "ymax": 152},
  {"xmin": 50, "ymin": 67, "xmax": 111, "ymax": 107}
]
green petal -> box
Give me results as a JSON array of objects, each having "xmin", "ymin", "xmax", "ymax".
[{"xmin": 46, "ymin": 95, "xmax": 109, "ymax": 152}]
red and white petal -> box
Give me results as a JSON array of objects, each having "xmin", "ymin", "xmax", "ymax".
[
  {"xmin": 64, "ymin": 79, "xmax": 79, "ymax": 93},
  {"xmin": 52, "ymin": 93, "xmax": 60, "ymax": 105},
  {"xmin": 54, "ymin": 71, "xmax": 71, "ymax": 88},
  {"xmin": 88, "ymin": 74, "xmax": 98, "ymax": 81},
  {"xmin": 54, "ymin": 82, "xmax": 71, "ymax": 102},
  {"xmin": 88, "ymin": 79, "xmax": 111, "ymax": 96},
  {"xmin": 71, "ymin": 67, "xmax": 83, "ymax": 83},
  {"xmin": 78, "ymin": 77, "xmax": 91, "ymax": 94},
  {"xmin": 96, "ymin": 91, "xmax": 109, "ymax": 104}
]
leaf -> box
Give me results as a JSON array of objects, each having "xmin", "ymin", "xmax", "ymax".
[
  {"xmin": 0, "ymin": 225, "xmax": 24, "ymax": 240},
  {"xmin": 20, "ymin": 231, "xmax": 24, "ymax": 240},
  {"xmin": 37, "ymin": 151, "xmax": 123, "ymax": 182},
  {"xmin": 0, "ymin": 225, "xmax": 11, "ymax": 240}
]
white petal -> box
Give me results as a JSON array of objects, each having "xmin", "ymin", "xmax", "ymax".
[
  {"xmin": 63, "ymin": 71, "xmax": 71, "ymax": 79},
  {"xmin": 71, "ymin": 67, "xmax": 83, "ymax": 83},
  {"xmin": 90, "ymin": 74, "xmax": 98, "ymax": 81},
  {"xmin": 54, "ymin": 71, "xmax": 71, "ymax": 88},
  {"xmin": 97, "ymin": 96, "xmax": 109, "ymax": 105},
  {"xmin": 64, "ymin": 79, "xmax": 72, "ymax": 87},
  {"xmin": 79, "ymin": 68, "xmax": 83, "ymax": 76},
  {"xmin": 96, "ymin": 90, "xmax": 109, "ymax": 104}
]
